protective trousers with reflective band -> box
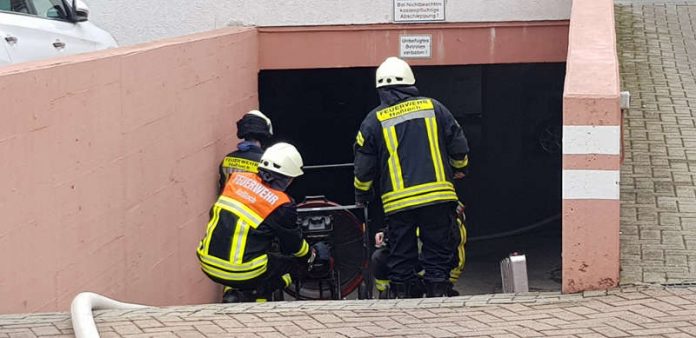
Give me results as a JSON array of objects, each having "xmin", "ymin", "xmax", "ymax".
[
  {"xmin": 386, "ymin": 203, "xmax": 457, "ymax": 283},
  {"xmin": 377, "ymin": 99, "xmax": 457, "ymax": 214},
  {"xmin": 198, "ymin": 173, "xmax": 290, "ymax": 283}
]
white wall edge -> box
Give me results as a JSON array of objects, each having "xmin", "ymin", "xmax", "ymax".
[
  {"xmin": 563, "ymin": 169, "xmax": 620, "ymax": 200},
  {"xmin": 563, "ymin": 125, "xmax": 621, "ymax": 155}
]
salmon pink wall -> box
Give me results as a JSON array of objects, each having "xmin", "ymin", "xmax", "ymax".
[
  {"xmin": 0, "ymin": 27, "xmax": 259, "ymax": 314},
  {"xmin": 259, "ymin": 21, "xmax": 569, "ymax": 69},
  {"xmin": 562, "ymin": 0, "xmax": 622, "ymax": 292}
]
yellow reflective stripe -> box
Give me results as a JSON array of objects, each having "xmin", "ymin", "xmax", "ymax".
[
  {"xmin": 450, "ymin": 218, "xmax": 466, "ymax": 282},
  {"xmin": 282, "ymin": 273, "xmax": 292, "ymax": 287},
  {"xmin": 201, "ymin": 262, "xmax": 267, "ymax": 281},
  {"xmin": 354, "ymin": 177, "xmax": 373, "ymax": 191},
  {"xmin": 203, "ymin": 205, "xmax": 222, "ymax": 255},
  {"xmin": 198, "ymin": 252, "xmax": 268, "ymax": 272},
  {"xmin": 255, "ymin": 298, "xmax": 267, "ymax": 303},
  {"xmin": 375, "ymin": 279, "xmax": 390, "ymax": 292},
  {"xmin": 223, "ymin": 157, "xmax": 259, "ymax": 173},
  {"xmin": 382, "ymin": 126, "xmax": 404, "ymax": 191},
  {"xmin": 449, "ymin": 155, "xmax": 469, "ymax": 169},
  {"xmin": 376, "ymin": 99, "xmax": 434, "ymax": 122},
  {"xmin": 230, "ymin": 219, "xmax": 251, "ymax": 264},
  {"xmin": 383, "ymin": 190, "xmax": 458, "ymax": 214},
  {"xmin": 356, "ymin": 131, "xmax": 365, "ymax": 147},
  {"xmin": 425, "ymin": 117, "xmax": 446, "ymax": 182},
  {"xmin": 381, "ymin": 181, "xmax": 455, "ymax": 204},
  {"xmin": 216, "ymin": 196, "xmax": 263, "ymax": 227},
  {"xmin": 294, "ymin": 240, "xmax": 309, "ymax": 257}
]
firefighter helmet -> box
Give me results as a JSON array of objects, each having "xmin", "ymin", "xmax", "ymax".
[
  {"xmin": 375, "ymin": 57, "xmax": 416, "ymax": 88},
  {"xmin": 259, "ymin": 142, "xmax": 304, "ymax": 178}
]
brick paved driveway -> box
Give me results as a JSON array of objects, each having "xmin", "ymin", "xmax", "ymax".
[
  {"xmin": 1, "ymin": 286, "xmax": 696, "ymax": 337},
  {"xmin": 617, "ymin": 1, "xmax": 696, "ymax": 284}
]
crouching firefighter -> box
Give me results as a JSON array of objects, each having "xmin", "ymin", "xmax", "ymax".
[
  {"xmin": 198, "ymin": 142, "xmax": 328, "ymax": 302},
  {"xmin": 218, "ymin": 110, "xmax": 274, "ymax": 193}
]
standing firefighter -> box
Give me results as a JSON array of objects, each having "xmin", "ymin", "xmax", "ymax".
[
  {"xmin": 218, "ymin": 110, "xmax": 274, "ymax": 192},
  {"xmin": 198, "ymin": 142, "xmax": 329, "ymax": 302},
  {"xmin": 353, "ymin": 57, "xmax": 470, "ymax": 298}
]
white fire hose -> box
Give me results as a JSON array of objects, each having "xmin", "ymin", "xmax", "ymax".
[{"xmin": 70, "ymin": 292, "xmax": 149, "ymax": 338}]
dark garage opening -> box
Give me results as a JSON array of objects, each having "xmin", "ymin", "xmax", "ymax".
[{"xmin": 259, "ymin": 63, "xmax": 565, "ymax": 294}]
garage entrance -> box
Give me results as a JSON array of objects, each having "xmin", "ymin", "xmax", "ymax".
[{"xmin": 259, "ymin": 63, "xmax": 565, "ymax": 294}]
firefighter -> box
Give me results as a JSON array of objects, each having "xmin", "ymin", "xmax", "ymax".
[
  {"xmin": 218, "ymin": 110, "xmax": 274, "ymax": 193},
  {"xmin": 198, "ymin": 142, "xmax": 329, "ymax": 303},
  {"xmin": 353, "ymin": 57, "xmax": 470, "ymax": 298},
  {"xmin": 372, "ymin": 202, "xmax": 467, "ymax": 298}
]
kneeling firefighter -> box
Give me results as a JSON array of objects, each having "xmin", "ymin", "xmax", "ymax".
[
  {"xmin": 197, "ymin": 142, "xmax": 330, "ymax": 302},
  {"xmin": 218, "ymin": 110, "xmax": 274, "ymax": 193}
]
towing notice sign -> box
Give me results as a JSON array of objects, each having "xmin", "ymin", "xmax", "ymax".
[{"xmin": 394, "ymin": 0, "xmax": 445, "ymax": 22}]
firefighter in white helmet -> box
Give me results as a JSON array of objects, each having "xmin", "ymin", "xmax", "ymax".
[
  {"xmin": 218, "ymin": 110, "xmax": 274, "ymax": 193},
  {"xmin": 198, "ymin": 142, "xmax": 329, "ymax": 302},
  {"xmin": 353, "ymin": 57, "xmax": 470, "ymax": 298}
]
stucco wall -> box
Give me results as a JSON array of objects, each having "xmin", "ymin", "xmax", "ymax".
[
  {"xmin": 0, "ymin": 27, "xmax": 259, "ymax": 314},
  {"xmin": 87, "ymin": 0, "xmax": 571, "ymax": 46},
  {"xmin": 562, "ymin": 0, "xmax": 622, "ymax": 292}
]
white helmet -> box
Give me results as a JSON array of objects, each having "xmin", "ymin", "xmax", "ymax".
[
  {"xmin": 259, "ymin": 142, "xmax": 304, "ymax": 178},
  {"xmin": 246, "ymin": 110, "xmax": 273, "ymax": 136},
  {"xmin": 375, "ymin": 57, "xmax": 416, "ymax": 88}
]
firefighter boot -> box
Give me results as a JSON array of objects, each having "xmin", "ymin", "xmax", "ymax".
[
  {"xmin": 222, "ymin": 288, "xmax": 242, "ymax": 303},
  {"xmin": 389, "ymin": 282, "xmax": 410, "ymax": 299},
  {"xmin": 425, "ymin": 281, "xmax": 450, "ymax": 298},
  {"xmin": 446, "ymin": 282, "xmax": 460, "ymax": 297}
]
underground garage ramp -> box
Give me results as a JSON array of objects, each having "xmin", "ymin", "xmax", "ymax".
[{"xmin": 259, "ymin": 63, "xmax": 565, "ymax": 293}]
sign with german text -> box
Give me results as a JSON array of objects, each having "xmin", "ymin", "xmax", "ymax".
[
  {"xmin": 400, "ymin": 35, "xmax": 432, "ymax": 59},
  {"xmin": 394, "ymin": 0, "xmax": 445, "ymax": 22}
]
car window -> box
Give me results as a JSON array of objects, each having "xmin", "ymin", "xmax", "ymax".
[
  {"xmin": 0, "ymin": 0, "xmax": 31, "ymax": 14},
  {"xmin": 29, "ymin": 0, "xmax": 68, "ymax": 20}
]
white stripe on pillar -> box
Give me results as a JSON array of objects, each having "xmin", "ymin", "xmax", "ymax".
[
  {"xmin": 562, "ymin": 169, "xmax": 620, "ymax": 200},
  {"xmin": 562, "ymin": 126, "xmax": 621, "ymax": 155}
]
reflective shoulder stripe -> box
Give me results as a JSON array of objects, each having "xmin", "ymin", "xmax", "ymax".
[
  {"xmin": 380, "ymin": 109, "xmax": 435, "ymax": 128},
  {"xmin": 223, "ymin": 156, "xmax": 259, "ymax": 173},
  {"xmin": 216, "ymin": 196, "xmax": 263, "ymax": 227},
  {"xmin": 381, "ymin": 181, "xmax": 454, "ymax": 204},
  {"xmin": 449, "ymin": 155, "xmax": 469, "ymax": 169},
  {"xmin": 376, "ymin": 99, "xmax": 434, "ymax": 122},
  {"xmin": 356, "ymin": 131, "xmax": 365, "ymax": 147},
  {"xmin": 383, "ymin": 190, "xmax": 458, "ymax": 214},
  {"xmin": 201, "ymin": 205, "xmax": 223, "ymax": 255},
  {"xmin": 354, "ymin": 177, "xmax": 373, "ymax": 191},
  {"xmin": 230, "ymin": 219, "xmax": 251, "ymax": 264},
  {"xmin": 424, "ymin": 116, "xmax": 446, "ymax": 182},
  {"xmin": 382, "ymin": 126, "xmax": 404, "ymax": 191},
  {"xmin": 294, "ymin": 240, "xmax": 309, "ymax": 257}
]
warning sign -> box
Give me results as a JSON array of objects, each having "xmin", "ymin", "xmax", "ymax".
[
  {"xmin": 400, "ymin": 35, "xmax": 432, "ymax": 59},
  {"xmin": 394, "ymin": 0, "xmax": 445, "ymax": 22}
]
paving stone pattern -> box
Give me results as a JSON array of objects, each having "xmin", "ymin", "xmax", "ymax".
[
  {"xmin": 617, "ymin": 1, "xmax": 696, "ymax": 284},
  {"xmin": 1, "ymin": 286, "xmax": 696, "ymax": 337}
]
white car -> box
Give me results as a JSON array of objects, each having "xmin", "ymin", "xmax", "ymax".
[{"xmin": 0, "ymin": 0, "xmax": 117, "ymax": 65}]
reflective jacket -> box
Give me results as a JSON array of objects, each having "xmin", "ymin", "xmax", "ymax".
[
  {"xmin": 218, "ymin": 142, "xmax": 264, "ymax": 193},
  {"xmin": 353, "ymin": 86, "xmax": 469, "ymax": 215},
  {"xmin": 198, "ymin": 172, "xmax": 310, "ymax": 282}
]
